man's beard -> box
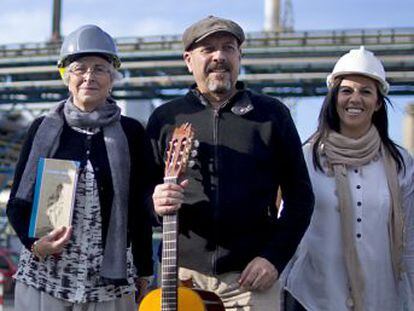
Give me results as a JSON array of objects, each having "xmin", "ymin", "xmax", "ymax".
[
  {"xmin": 206, "ymin": 62, "xmax": 233, "ymax": 94},
  {"xmin": 207, "ymin": 77, "xmax": 232, "ymax": 94}
]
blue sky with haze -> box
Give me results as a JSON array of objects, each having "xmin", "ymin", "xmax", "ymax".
[
  {"xmin": 0, "ymin": 0, "xmax": 413, "ymax": 143},
  {"xmin": 1, "ymin": 0, "xmax": 413, "ymax": 42}
]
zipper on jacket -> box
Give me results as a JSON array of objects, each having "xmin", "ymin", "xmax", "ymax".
[{"xmin": 211, "ymin": 107, "xmax": 220, "ymax": 274}]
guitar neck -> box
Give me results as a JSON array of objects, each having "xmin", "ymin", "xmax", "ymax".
[{"xmin": 161, "ymin": 177, "xmax": 178, "ymax": 311}]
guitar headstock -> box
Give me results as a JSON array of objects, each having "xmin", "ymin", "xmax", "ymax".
[{"xmin": 164, "ymin": 123, "xmax": 196, "ymax": 179}]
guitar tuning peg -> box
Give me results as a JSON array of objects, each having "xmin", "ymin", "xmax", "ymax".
[
  {"xmin": 191, "ymin": 150, "xmax": 198, "ymax": 157},
  {"xmin": 188, "ymin": 160, "xmax": 196, "ymax": 168},
  {"xmin": 193, "ymin": 140, "xmax": 200, "ymax": 148}
]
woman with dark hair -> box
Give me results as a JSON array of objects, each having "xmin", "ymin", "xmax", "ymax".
[{"xmin": 283, "ymin": 46, "xmax": 414, "ymax": 310}]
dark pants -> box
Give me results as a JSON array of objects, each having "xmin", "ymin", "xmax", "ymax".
[{"xmin": 284, "ymin": 291, "xmax": 307, "ymax": 311}]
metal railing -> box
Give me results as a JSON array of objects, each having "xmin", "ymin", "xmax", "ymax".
[{"xmin": 0, "ymin": 27, "xmax": 413, "ymax": 59}]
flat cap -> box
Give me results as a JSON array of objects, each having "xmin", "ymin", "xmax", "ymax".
[{"xmin": 182, "ymin": 15, "xmax": 245, "ymax": 51}]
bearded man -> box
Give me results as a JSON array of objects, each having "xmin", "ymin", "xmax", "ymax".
[{"xmin": 147, "ymin": 16, "xmax": 314, "ymax": 311}]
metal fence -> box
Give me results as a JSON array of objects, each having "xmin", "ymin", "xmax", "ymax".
[{"xmin": 0, "ymin": 27, "xmax": 413, "ymax": 58}]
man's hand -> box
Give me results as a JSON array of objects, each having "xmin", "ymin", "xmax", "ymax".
[
  {"xmin": 36, "ymin": 226, "xmax": 72, "ymax": 257},
  {"xmin": 152, "ymin": 180, "xmax": 188, "ymax": 216},
  {"xmin": 238, "ymin": 257, "xmax": 278, "ymax": 291}
]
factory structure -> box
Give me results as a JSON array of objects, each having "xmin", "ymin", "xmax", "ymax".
[{"xmin": 0, "ymin": 0, "xmax": 413, "ymax": 247}]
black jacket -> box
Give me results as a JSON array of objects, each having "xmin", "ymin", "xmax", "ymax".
[
  {"xmin": 147, "ymin": 86, "xmax": 314, "ymax": 275},
  {"xmin": 7, "ymin": 115, "xmax": 157, "ymax": 276}
]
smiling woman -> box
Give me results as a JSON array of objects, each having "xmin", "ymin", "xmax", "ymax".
[
  {"xmin": 336, "ymin": 75, "xmax": 381, "ymax": 139},
  {"xmin": 66, "ymin": 56, "xmax": 113, "ymax": 112},
  {"xmin": 282, "ymin": 46, "xmax": 414, "ymax": 311}
]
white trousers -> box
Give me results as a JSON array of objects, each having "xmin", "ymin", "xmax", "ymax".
[
  {"xmin": 179, "ymin": 267, "xmax": 281, "ymax": 311},
  {"xmin": 14, "ymin": 281, "xmax": 137, "ymax": 311}
]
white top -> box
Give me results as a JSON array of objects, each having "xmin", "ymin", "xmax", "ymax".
[{"xmin": 283, "ymin": 144, "xmax": 414, "ymax": 311}]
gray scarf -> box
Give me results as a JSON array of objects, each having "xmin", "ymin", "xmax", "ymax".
[
  {"xmin": 16, "ymin": 97, "xmax": 130, "ymax": 285},
  {"xmin": 322, "ymin": 126, "xmax": 403, "ymax": 311}
]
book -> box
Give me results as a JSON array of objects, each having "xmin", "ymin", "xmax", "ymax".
[{"xmin": 29, "ymin": 158, "xmax": 80, "ymax": 238}]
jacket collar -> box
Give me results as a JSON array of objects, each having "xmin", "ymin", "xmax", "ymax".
[{"xmin": 189, "ymin": 81, "xmax": 254, "ymax": 116}]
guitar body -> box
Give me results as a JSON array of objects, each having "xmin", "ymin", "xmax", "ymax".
[{"xmin": 139, "ymin": 286, "xmax": 225, "ymax": 311}]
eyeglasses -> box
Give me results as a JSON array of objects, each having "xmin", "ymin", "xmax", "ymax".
[{"xmin": 69, "ymin": 64, "xmax": 111, "ymax": 77}]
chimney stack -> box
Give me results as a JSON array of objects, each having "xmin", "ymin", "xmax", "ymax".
[
  {"xmin": 264, "ymin": 0, "xmax": 281, "ymax": 32},
  {"xmin": 51, "ymin": 0, "xmax": 62, "ymax": 42}
]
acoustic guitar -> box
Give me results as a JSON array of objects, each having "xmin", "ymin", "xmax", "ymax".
[{"xmin": 139, "ymin": 123, "xmax": 225, "ymax": 311}]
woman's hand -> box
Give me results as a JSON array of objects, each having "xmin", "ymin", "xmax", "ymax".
[
  {"xmin": 35, "ymin": 226, "xmax": 72, "ymax": 258},
  {"xmin": 152, "ymin": 180, "xmax": 188, "ymax": 216}
]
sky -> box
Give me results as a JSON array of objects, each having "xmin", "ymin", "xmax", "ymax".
[{"xmin": 0, "ymin": 0, "xmax": 413, "ymax": 144}]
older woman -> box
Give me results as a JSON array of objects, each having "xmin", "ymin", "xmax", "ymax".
[
  {"xmin": 283, "ymin": 46, "xmax": 414, "ymax": 310},
  {"xmin": 7, "ymin": 25, "xmax": 157, "ymax": 311}
]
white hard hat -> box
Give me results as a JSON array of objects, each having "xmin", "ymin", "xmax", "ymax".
[{"xmin": 326, "ymin": 46, "xmax": 389, "ymax": 95}]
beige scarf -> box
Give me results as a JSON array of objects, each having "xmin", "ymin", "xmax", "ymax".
[{"xmin": 322, "ymin": 126, "xmax": 404, "ymax": 311}]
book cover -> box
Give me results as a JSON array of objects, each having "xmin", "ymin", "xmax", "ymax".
[{"xmin": 29, "ymin": 158, "xmax": 80, "ymax": 238}]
